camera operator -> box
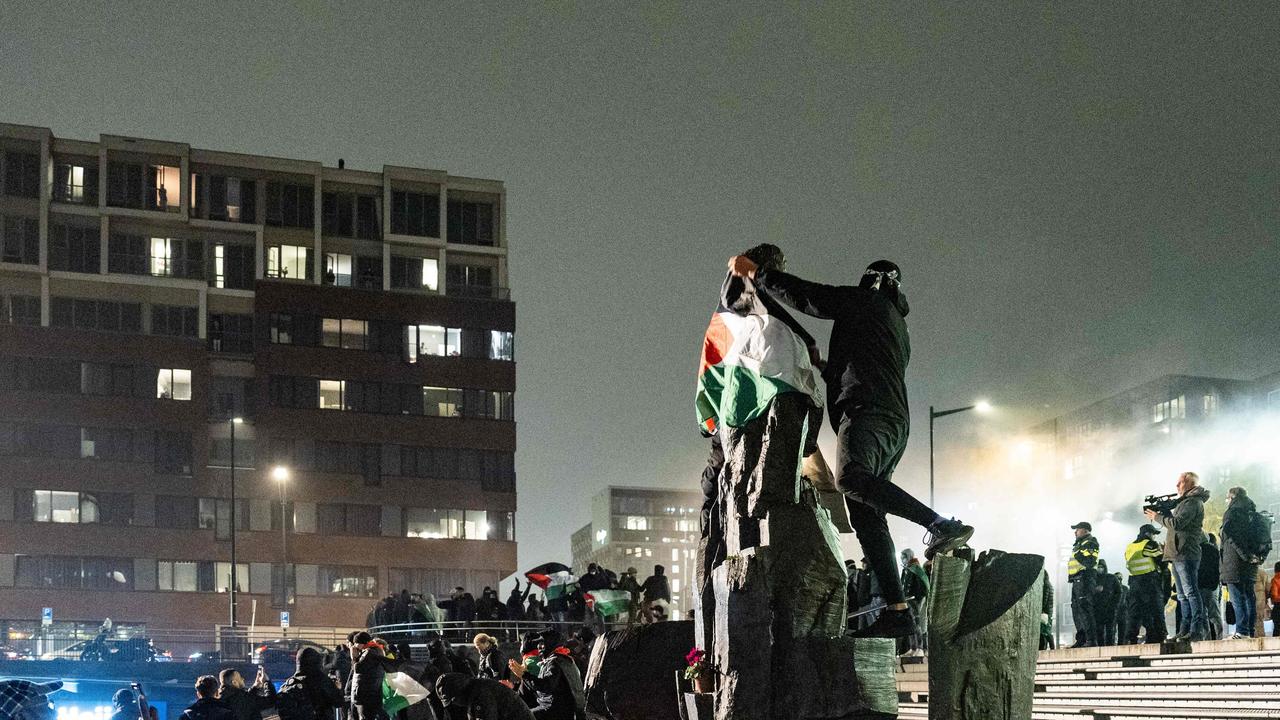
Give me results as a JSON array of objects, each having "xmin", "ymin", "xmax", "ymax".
[{"xmin": 1144, "ymin": 471, "xmax": 1210, "ymax": 641}]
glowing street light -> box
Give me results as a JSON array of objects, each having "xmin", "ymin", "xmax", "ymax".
[{"xmin": 929, "ymin": 400, "xmax": 995, "ymax": 507}]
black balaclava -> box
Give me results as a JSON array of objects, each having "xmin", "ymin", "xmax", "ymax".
[
  {"xmin": 743, "ymin": 243, "xmax": 786, "ymax": 274},
  {"xmin": 859, "ymin": 260, "xmax": 902, "ymax": 291}
]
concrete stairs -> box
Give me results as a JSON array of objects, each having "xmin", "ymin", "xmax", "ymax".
[{"xmin": 895, "ymin": 637, "xmax": 1280, "ymax": 719}]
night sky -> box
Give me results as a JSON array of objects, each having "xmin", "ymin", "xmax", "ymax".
[{"xmin": 4, "ymin": 3, "xmax": 1279, "ymax": 578}]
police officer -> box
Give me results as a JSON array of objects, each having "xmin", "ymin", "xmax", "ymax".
[
  {"xmin": 1069, "ymin": 521, "xmax": 1101, "ymax": 647},
  {"xmin": 1123, "ymin": 523, "xmax": 1168, "ymax": 644}
]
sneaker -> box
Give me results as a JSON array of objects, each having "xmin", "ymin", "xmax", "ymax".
[
  {"xmin": 924, "ymin": 518, "xmax": 975, "ymax": 560},
  {"xmin": 850, "ymin": 608, "xmax": 916, "ymax": 639}
]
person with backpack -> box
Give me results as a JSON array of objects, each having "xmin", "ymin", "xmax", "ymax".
[
  {"xmin": 1221, "ymin": 486, "xmax": 1267, "ymax": 638},
  {"xmin": 277, "ymin": 647, "xmax": 345, "ymax": 720}
]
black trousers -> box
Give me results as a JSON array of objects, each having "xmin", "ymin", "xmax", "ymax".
[
  {"xmin": 1071, "ymin": 572, "xmax": 1100, "ymax": 646},
  {"xmin": 835, "ymin": 407, "xmax": 937, "ymax": 606},
  {"xmin": 1125, "ymin": 573, "xmax": 1167, "ymax": 643}
]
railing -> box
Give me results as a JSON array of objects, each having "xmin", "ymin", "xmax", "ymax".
[
  {"xmin": 5, "ymin": 627, "xmax": 352, "ymax": 664},
  {"xmin": 365, "ymin": 619, "xmax": 631, "ymax": 645}
]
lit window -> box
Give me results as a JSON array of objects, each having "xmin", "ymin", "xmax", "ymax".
[
  {"xmin": 405, "ymin": 325, "xmax": 461, "ymax": 361},
  {"xmin": 626, "ymin": 516, "xmax": 649, "ymax": 530},
  {"xmin": 1203, "ymin": 394, "xmax": 1218, "ymax": 416},
  {"xmin": 64, "ymin": 166, "xmax": 85, "ymax": 202},
  {"xmin": 324, "ymin": 252, "xmax": 352, "ymax": 286},
  {"xmin": 319, "ymin": 379, "xmax": 345, "ymax": 410},
  {"xmin": 150, "ymin": 238, "xmax": 173, "ymax": 276},
  {"xmin": 34, "ymin": 491, "xmax": 81, "ymax": 523},
  {"xmin": 423, "ymin": 386, "xmax": 461, "ymax": 417},
  {"xmin": 157, "ymin": 369, "xmax": 192, "ymax": 400},
  {"xmin": 153, "ymin": 165, "xmax": 182, "ymax": 212},
  {"xmin": 490, "ymin": 330, "xmax": 514, "ymax": 361},
  {"xmin": 322, "ymin": 318, "xmax": 368, "ymax": 350},
  {"xmin": 214, "ymin": 245, "xmax": 225, "ymax": 288},
  {"xmin": 422, "ymin": 258, "xmax": 439, "ymax": 290},
  {"xmin": 267, "ymin": 244, "xmax": 310, "ymax": 280},
  {"xmin": 672, "ymin": 579, "xmax": 681, "ymax": 593}
]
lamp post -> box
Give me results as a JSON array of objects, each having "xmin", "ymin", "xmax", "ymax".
[
  {"xmin": 928, "ymin": 400, "xmax": 992, "ymax": 507},
  {"xmin": 272, "ymin": 465, "xmax": 290, "ymax": 607},
  {"xmin": 229, "ymin": 417, "xmax": 243, "ymax": 629}
]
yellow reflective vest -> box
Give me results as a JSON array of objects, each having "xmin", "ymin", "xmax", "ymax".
[
  {"xmin": 1068, "ymin": 535, "xmax": 1100, "ymax": 578},
  {"xmin": 1125, "ymin": 539, "xmax": 1161, "ymax": 576}
]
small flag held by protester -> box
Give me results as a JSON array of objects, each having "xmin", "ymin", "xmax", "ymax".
[
  {"xmin": 382, "ymin": 671, "xmax": 429, "ymax": 715},
  {"xmin": 525, "ymin": 562, "xmax": 579, "ymax": 600},
  {"xmin": 585, "ymin": 589, "xmax": 632, "ymax": 618}
]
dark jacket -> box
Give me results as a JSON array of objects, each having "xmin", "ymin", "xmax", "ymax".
[
  {"xmin": 182, "ymin": 699, "xmax": 234, "ymax": 720},
  {"xmin": 477, "ymin": 647, "xmax": 508, "ymax": 682},
  {"xmin": 640, "ymin": 574, "xmax": 671, "ymax": 603},
  {"xmin": 280, "ymin": 647, "xmax": 345, "ymax": 717},
  {"xmin": 1159, "ymin": 485, "xmax": 1209, "ymax": 561},
  {"xmin": 1221, "ymin": 496, "xmax": 1261, "ymax": 584},
  {"xmin": 523, "ymin": 652, "xmax": 585, "ymax": 719},
  {"xmin": 437, "ymin": 674, "xmax": 534, "ymax": 720},
  {"xmin": 1094, "ymin": 572, "xmax": 1123, "ymax": 620},
  {"xmin": 755, "ymin": 269, "xmax": 910, "ymax": 425},
  {"xmin": 901, "ymin": 562, "xmax": 929, "ymax": 603},
  {"xmin": 1198, "ymin": 539, "xmax": 1221, "ymax": 590},
  {"xmin": 1069, "ymin": 534, "xmax": 1100, "ymax": 580},
  {"xmin": 219, "ymin": 684, "xmax": 276, "ymax": 720},
  {"xmin": 351, "ymin": 645, "xmax": 392, "ymax": 706}
]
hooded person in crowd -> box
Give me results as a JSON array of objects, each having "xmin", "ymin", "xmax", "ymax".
[
  {"xmin": 110, "ymin": 689, "xmax": 140, "ymax": 720},
  {"xmin": 476, "ymin": 588, "xmax": 502, "ymax": 622},
  {"xmin": 349, "ymin": 631, "xmax": 395, "ymax": 720},
  {"xmin": 182, "ymin": 677, "xmax": 233, "ymax": 720},
  {"xmin": 727, "ymin": 254, "xmax": 974, "ymax": 639},
  {"xmin": 506, "ymin": 581, "xmax": 533, "ymax": 621},
  {"xmin": 436, "ymin": 674, "xmax": 534, "ymax": 720},
  {"xmin": 1146, "ymin": 471, "xmax": 1211, "ymax": 641},
  {"xmin": 507, "ymin": 630, "xmax": 586, "ymax": 720},
  {"xmin": 218, "ymin": 667, "xmax": 276, "ymax": 720},
  {"xmin": 277, "ymin": 647, "xmax": 346, "ymax": 720},
  {"xmin": 1221, "ymin": 486, "xmax": 1264, "ymax": 638}
]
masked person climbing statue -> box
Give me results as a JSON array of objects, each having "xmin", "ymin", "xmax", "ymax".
[{"xmin": 727, "ymin": 254, "xmax": 974, "ymax": 639}]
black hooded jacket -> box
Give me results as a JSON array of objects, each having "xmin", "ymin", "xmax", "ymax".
[
  {"xmin": 279, "ymin": 647, "xmax": 345, "ymax": 717},
  {"xmin": 755, "ymin": 269, "xmax": 910, "ymax": 425},
  {"xmin": 436, "ymin": 674, "xmax": 534, "ymax": 720},
  {"xmin": 182, "ymin": 699, "xmax": 234, "ymax": 720},
  {"xmin": 1221, "ymin": 495, "xmax": 1261, "ymax": 584}
]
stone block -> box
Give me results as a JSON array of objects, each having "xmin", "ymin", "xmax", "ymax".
[{"xmin": 583, "ymin": 620, "xmax": 694, "ymax": 720}]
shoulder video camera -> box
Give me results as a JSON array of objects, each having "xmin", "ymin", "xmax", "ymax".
[{"xmin": 1143, "ymin": 493, "xmax": 1178, "ymax": 515}]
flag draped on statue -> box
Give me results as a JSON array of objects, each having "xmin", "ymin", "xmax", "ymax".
[
  {"xmin": 696, "ymin": 273, "xmax": 822, "ymax": 435},
  {"xmin": 381, "ymin": 672, "xmax": 429, "ymax": 715},
  {"xmin": 585, "ymin": 589, "xmax": 632, "ymax": 617},
  {"xmin": 525, "ymin": 562, "xmax": 578, "ymax": 600}
]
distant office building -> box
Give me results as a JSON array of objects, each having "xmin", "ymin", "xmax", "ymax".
[
  {"xmin": 0, "ymin": 123, "xmax": 516, "ymax": 650},
  {"xmin": 570, "ymin": 486, "xmax": 701, "ymax": 614}
]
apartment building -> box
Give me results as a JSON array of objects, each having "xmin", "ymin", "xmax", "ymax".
[
  {"xmin": 0, "ymin": 123, "xmax": 516, "ymax": 649},
  {"xmin": 570, "ymin": 486, "xmax": 701, "ymax": 615}
]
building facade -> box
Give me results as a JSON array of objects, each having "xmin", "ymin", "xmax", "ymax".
[
  {"xmin": 570, "ymin": 486, "xmax": 701, "ymax": 615},
  {"xmin": 0, "ymin": 123, "xmax": 516, "ymax": 649}
]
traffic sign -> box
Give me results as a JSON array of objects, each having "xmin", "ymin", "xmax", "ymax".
[
  {"xmin": 41, "ymin": 608, "xmax": 52, "ymax": 626},
  {"xmin": 280, "ymin": 611, "xmax": 290, "ymax": 628}
]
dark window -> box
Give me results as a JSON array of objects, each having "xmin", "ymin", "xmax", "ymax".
[
  {"xmin": 15, "ymin": 555, "xmax": 134, "ymax": 590},
  {"xmin": 268, "ymin": 375, "xmax": 319, "ymax": 409},
  {"xmin": 80, "ymin": 361, "xmax": 151, "ymax": 398},
  {"xmin": 48, "ymin": 224, "xmax": 101, "ymax": 273},
  {"xmin": 1, "ymin": 214, "xmax": 40, "ymax": 265},
  {"xmin": 2, "ymin": 295, "xmax": 41, "ymax": 325},
  {"xmin": 149, "ymin": 237, "xmax": 204, "ymax": 279},
  {"xmin": 151, "ymin": 304, "xmax": 198, "ymax": 338},
  {"xmin": 316, "ymin": 503, "xmax": 381, "ymax": 536},
  {"xmin": 107, "ymin": 234, "xmax": 149, "ymax": 275},
  {"xmin": 195, "ymin": 175, "xmax": 257, "ymax": 223},
  {"xmin": 209, "ymin": 313, "xmax": 254, "ymax": 354},
  {"xmin": 446, "ymin": 200, "xmax": 496, "ymax": 245},
  {"xmin": 198, "ymin": 497, "xmax": 249, "ymax": 539},
  {"xmin": 390, "ymin": 190, "xmax": 440, "ymax": 237},
  {"xmin": 155, "ymin": 495, "xmax": 198, "ymax": 529},
  {"xmin": 214, "ymin": 243, "xmax": 255, "ymax": 289},
  {"xmin": 53, "ymin": 163, "xmax": 99, "ymax": 204},
  {"xmin": 355, "ymin": 255, "xmax": 382, "ymax": 290},
  {"xmin": 356, "ymin": 195, "xmax": 380, "ymax": 240},
  {"xmin": 446, "ymin": 263, "xmax": 503, "ymax": 298},
  {"xmin": 389, "ymin": 255, "xmax": 439, "ymax": 291},
  {"xmin": 49, "ymin": 297, "xmax": 142, "ymax": 333},
  {"xmin": 209, "ymin": 376, "xmax": 255, "ymax": 419},
  {"xmin": 154, "ymin": 431, "xmax": 193, "ymax": 475},
  {"xmin": 269, "ymin": 313, "xmax": 318, "ymax": 346},
  {"xmin": 3, "ymin": 152, "xmax": 40, "ymax": 198},
  {"xmin": 265, "ymin": 181, "xmax": 315, "ymax": 228}
]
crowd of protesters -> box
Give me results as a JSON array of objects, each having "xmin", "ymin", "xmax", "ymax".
[
  {"xmin": 1068, "ymin": 472, "xmax": 1275, "ymax": 647},
  {"xmin": 846, "ymin": 548, "xmax": 933, "ymax": 656}
]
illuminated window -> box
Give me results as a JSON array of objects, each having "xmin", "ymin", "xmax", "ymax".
[
  {"xmin": 625, "ymin": 516, "xmax": 649, "ymax": 530},
  {"xmin": 1152, "ymin": 396, "xmax": 1186, "ymax": 423},
  {"xmin": 319, "ymin": 379, "xmax": 345, "ymax": 410},
  {"xmin": 324, "ymin": 252, "xmax": 352, "ymax": 286},
  {"xmin": 267, "ymin": 244, "xmax": 310, "ymax": 280},
  {"xmin": 150, "ymin": 238, "xmax": 173, "ymax": 276},
  {"xmin": 322, "ymin": 318, "xmax": 368, "ymax": 350},
  {"xmin": 490, "ymin": 331, "xmax": 514, "ymax": 361},
  {"xmin": 405, "ymin": 325, "xmax": 461, "ymax": 361},
  {"xmin": 423, "ymin": 386, "xmax": 461, "ymax": 417},
  {"xmin": 1203, "ymin": 394, "xmax": 1218, "ymax": 416},
  {"xmin": 156, "ymin": 369, "xmax": 192, "ymax": 401}
]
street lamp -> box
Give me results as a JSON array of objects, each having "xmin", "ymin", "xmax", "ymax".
[
  {"xmin": 272, "ymin": 465, "xmax": 290, "ymax": 608},
  {"xmin": 229, "ymin": 417, "xmax": 243, "ymax": 629},
  {"xmin": 928, "ymin": 400, "xmax": 992, "ymax": 507}
]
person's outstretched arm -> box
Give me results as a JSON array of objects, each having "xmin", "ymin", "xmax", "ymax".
[{"xmin": 727, "ymin": 256, "xmax": 843, "ymax": 319}]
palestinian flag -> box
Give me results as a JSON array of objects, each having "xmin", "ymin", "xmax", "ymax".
[
  {"xmin": 585, "ymin": 589, "xmax": 632, "ymax": 618},
  {"xmin": 525, "ymin": 562, "xmax": 578, "ymax": 601},
  {"xmin": 381, "ymin": 671, "xmax": 429, "ymax": 715},
  {"xmin": 696, "ymin": 273, "xmax": 822, "ymax": 434}
]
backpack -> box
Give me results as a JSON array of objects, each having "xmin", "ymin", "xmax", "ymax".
[
  {"xmin": 274, "ymin": 679, "xmax": 316, "ymax": 720},
  {"xmin": 1242, "ymin": 510, "xmax": 1274, "ymax": 562}
]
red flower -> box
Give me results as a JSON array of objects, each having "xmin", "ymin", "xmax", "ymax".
[{"xmin": 686, "ymin": 647, "xmax": 706, "ymax": 665}]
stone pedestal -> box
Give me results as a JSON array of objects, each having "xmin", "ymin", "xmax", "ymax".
[
  {"xmin": 927, "ymin": 550, "xmax": 1044, "ymax": 720},
  {"xmin": 700, "ymin": 393, "xmax": 898, "ymax": 720}
]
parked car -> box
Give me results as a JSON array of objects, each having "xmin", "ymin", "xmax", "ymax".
[
  {"xmin": 252, "ymin": 639, "xmax": 329, "ymax": 675},
  {"xmin": 43, "ymin": 636, "xmax": 169, "ymax": 662}
]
